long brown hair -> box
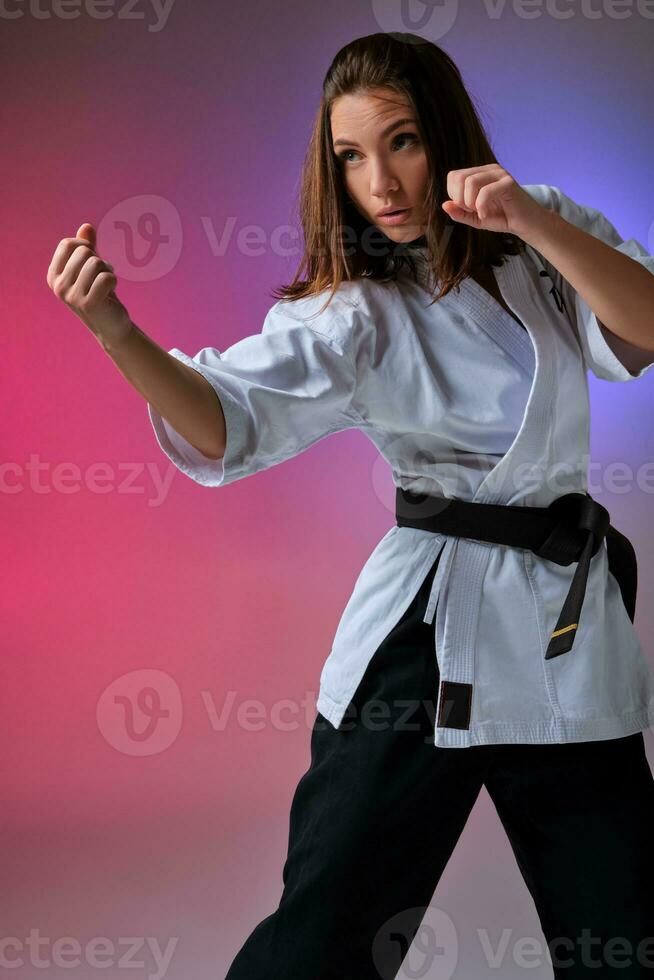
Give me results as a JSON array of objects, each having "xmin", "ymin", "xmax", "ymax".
[{"xmin": 271, "ymin": 32, "xmax": 526, "ymax": 314}]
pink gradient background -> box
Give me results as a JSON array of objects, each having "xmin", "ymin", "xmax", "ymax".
[{"xmin": 4, "ymin": 2, "xmax": 654, "ymax": 977}]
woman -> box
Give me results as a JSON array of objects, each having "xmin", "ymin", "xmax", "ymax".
[{"xmin": 47, "ymin": 31, "xmax": 654, "ymax": 980}]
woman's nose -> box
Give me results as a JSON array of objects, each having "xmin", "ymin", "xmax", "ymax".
[{"xmin": 369, "ymin": 161, "xmax": 400, "ymax": 199}]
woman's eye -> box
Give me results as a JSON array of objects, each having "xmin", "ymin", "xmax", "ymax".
[
  {"xmin": 337, "ymin": 132, "xmax": 419, "ymax": 164},
  {"xmin": 394, "ymin": 132, "xmax": 418, "ymax": 149}
]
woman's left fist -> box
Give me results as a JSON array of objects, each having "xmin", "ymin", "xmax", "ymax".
[{"xmin": 441, "ymin": 165, "xmax": 544, "ymax": 238}]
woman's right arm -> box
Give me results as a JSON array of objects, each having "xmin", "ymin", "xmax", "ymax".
[
  {"xmin": 103, "ymin": 324, "xmax": 226, "ymax": 461},
  {"xmin": 104, "ymin": 323, "xmax": 225, "ymax": 459},
  {"xmin": 47, "ymin": 223, "xmax": 226, "ymax": 460}
]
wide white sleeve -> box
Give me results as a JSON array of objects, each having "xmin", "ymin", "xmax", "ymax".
[
  {"xmin": 147, "ymin": 299, "xmax": 361, "ymax": 487},
  {"xmin": 522, "ymin": 183, "xmax": 654, "ymax": 382}
]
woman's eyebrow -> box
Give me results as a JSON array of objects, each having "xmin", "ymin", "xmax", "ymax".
[{"xmin": 333, "ymin": 116, "xmax": 418, "ymax": 149}]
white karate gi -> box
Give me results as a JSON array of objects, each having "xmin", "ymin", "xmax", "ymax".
[{"xmin": 148, "ymin": 184, "xmax": 654, "ymax": 747}]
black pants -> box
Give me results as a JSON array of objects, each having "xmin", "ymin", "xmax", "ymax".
[{"xmin": 224, "ymin": 554, "xmax": 654, "ymax": 979}]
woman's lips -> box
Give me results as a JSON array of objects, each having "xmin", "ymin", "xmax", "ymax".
[{"xmin": 377, "ymin": 208, "xmax": 411, "ymax": 226}]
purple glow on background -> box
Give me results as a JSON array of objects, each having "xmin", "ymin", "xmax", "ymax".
[{"xmin": 4, "ymin": 2, "xmax": 654, "ymax": 977}]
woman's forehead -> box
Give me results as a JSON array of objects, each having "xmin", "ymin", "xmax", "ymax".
[{"xmin": 330, "ymin": 91, "xmax": 416, "ymax": 137}]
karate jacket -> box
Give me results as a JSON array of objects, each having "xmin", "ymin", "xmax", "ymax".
[{"xmin": 148, "ymin": 183, "xmax": 654, "ymax": 747}]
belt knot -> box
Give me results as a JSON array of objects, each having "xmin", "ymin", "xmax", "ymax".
[{"xmin": 532, "ymin": 492, "xmax": 610, "ymax": 566}]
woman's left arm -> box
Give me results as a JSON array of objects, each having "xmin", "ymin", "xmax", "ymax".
[
  {"xmin": 519, "ymin": 206, "xmax": 654, "ymax": 354},
  {"xmin": 442, "ymin": 167, "xmax": 654, "ymax": 356}
]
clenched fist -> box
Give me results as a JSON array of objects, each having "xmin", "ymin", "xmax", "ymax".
[{"xmin": 46, "ymin": 223, "xmax": 134, "ymax": 352}]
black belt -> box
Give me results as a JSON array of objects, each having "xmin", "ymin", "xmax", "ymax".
[{"xmin": 395, "ymin": 489, "xmax": 637, "ymax": 660}]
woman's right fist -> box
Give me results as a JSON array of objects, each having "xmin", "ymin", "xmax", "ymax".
[{"xmin": 46, "ymin": 223, "xmax": 134, "ymax": 352}]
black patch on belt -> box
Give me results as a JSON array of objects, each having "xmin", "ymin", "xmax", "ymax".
[{"xmin": 437, "ymin": 680, "xmax": 473, "ymax": 730}]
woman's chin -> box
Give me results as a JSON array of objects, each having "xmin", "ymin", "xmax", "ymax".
[{"xmin": 384, "ymin": 225, "xmax": 424, "ymax": 242}]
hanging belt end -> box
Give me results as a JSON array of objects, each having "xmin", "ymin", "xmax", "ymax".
[{"xmin": 544, "ymin": 622, "xmax": 578, "ymax": 660}]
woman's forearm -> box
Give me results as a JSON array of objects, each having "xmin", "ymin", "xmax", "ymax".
[
  {"xmin": 521, "ymin": 207, "xmax": 654, "ymax": 353},
  {"xmin": 102, "ymin": 322, "xmax": 226, "ymax": 460}
]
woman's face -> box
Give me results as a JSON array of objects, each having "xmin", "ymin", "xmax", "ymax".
[{"xmin": 330, "ymin": 87, "xmax": 429, "ymax": 246}]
